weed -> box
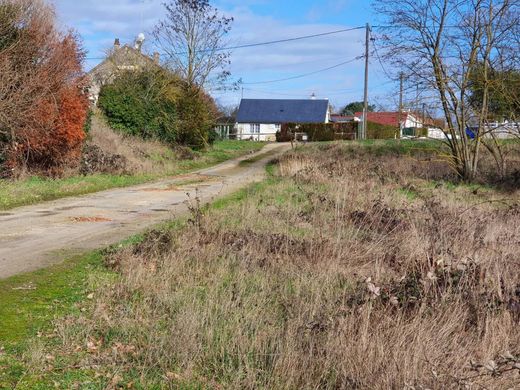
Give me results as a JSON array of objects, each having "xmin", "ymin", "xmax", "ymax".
[{"xmin": 3, "ymin": 141, "xmax": 519, "ymax": 389}]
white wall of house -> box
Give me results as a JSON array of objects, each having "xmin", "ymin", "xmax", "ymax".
[
  {"xmin": 425, "ymin": 123, "xmax": 520, "ymax": 140},
  {"xmin": 236, "ymin": 123, "xmax": 280, "ymax": 141},
  {"xmin": 485, "ymin": 122, "xmax": 520, "ymax": 139},
  {"xmin": 427, "ymin": 127, "xmax": 446, "ymax": 139},
  {"xmin": 403, "ymin": 114, "xmax": 421, "ymax": 129}
]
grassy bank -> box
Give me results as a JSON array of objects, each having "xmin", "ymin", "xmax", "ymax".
[
  {"xmin": 0, "ymin": 140, "xmax": 265, "ymax": 210},
  {"xmin": 1, "ymin": 141, "xmax": 519, "ymax": 389}
]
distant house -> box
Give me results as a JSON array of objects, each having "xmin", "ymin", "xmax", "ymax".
[
  {"xmin": 236, "ymin": 98, "xmax": 331, "ymax": 141},
  {"xmin": 87, "ymin": 36, "xmax": 161, "ymax": 105},
  {"xmin": 466, "ymin": 120, "xmax": 520, "ymax": 139},
  {"xmin": 355, "ymin": 111, "xmax": 445, "ymax": 139}
]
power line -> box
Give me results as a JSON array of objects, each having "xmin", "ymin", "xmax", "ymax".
[
  {"xmin": 242, "ymin": 55, "xmax": 364, "ymax": 85},
  {"xmin": 220, "ymin": 80, "xmax": 395, "ymax": 98},
  {"xmin": 370, "ymin": 30, "xmax": 394, "ymax": 81},
  {"xmin": 86, "ymin": 26, "xmax": 365, "ymax": 60},
  {"xmin": 243, "ymin": 88, "xmax": 305, "ymax": 97},
  {"xmin": 85, "ymin": 24, "xmax": 471, "ymax": 60},
  {"xmin": 372, "ymin": 25, "xmax": 467, "ymax": 29},
  {"xmin": 215, "ymin": 75, "xmax": 394, "ymax": 96},
  {"xmin": 216, "ymin": 26, "xmax": 365, "ymax": 52}
]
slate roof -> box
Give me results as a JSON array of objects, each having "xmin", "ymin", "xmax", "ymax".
[{"xmin": 237, "ymin": 99, "xmax": 329, "ymax": 124}]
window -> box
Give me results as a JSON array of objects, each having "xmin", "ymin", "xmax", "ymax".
[
  {"xmin": 250, "ymin": 124, "xmax": 260, "ymax": 133},
  {"xmin": 275, "ymin": 124, "xmax": 281, "ymax": 131}
]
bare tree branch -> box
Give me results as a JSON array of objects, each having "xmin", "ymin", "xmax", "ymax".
[{"xmin": 152, "ymin": 0, "xmax": 233, "ymax": 89}]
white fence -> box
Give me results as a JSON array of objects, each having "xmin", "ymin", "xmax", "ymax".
[{"xmin": 228, "ymin": 133, "xmax": 277, "ymax": 141}]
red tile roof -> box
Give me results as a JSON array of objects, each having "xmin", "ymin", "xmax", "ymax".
[{"xmin": 354, "ymin": 112, "xmax": 410, "ymax": 127}]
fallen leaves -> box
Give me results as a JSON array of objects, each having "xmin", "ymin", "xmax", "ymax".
[
  {"xmin": 86, "ymin": 338, "xmax": 102, "ymax": 353},
  {"xmin": 70, "ymin": 216, "xmax": 112, "ymax": 223}
]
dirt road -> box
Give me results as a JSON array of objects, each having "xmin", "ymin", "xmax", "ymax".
[{"xmin": 0, "ymin": 143, "xmax": 290, "ymax": 279}]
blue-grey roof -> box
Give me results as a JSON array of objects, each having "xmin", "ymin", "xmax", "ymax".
[{"xmin": 236, "ymin": 99, "xmax": 329, "ymax": 124}]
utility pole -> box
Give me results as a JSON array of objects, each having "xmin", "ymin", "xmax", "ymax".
[
  {"xmin": 362, "ymin": 22, "xmax": 370, "ymax": 140},
  {"xmin": 398, "ymin": 72, "xmax": 404, "ymax": 138},
  {"xmin": 422, "ymin": 103, "xmax": 426, "ymax": 128}
]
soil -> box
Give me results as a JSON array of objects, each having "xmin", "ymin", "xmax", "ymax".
[{"xmin": 0, "ymin": 143, "xmax": 291, "ymax": 279}]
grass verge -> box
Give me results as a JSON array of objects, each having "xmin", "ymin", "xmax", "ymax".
[
  {"xmin": 1, "ymin": 141, "xmax": 519, "ymax": 389},
  {"xmin": 0, "ymin": 173, "xmax": 275, "ymax": 388},
  {"xmin": 0, "ymin": 140, "xmax": 265, "ymax": 211}
]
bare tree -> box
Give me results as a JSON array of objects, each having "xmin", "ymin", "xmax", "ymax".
[
  {"xmin": 374, "ymin": 0, "xmax": 520, "ymax": 180},
  {"xmin": 153, "ymin": 0, "xmax": 233, "ymax": 88}
]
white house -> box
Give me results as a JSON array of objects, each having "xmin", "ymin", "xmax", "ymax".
[
  {"xmin": 235, "ymin": 98, "xmax": 331, "ymax": 141},
  {"xmin": 355, "ymin": 111, "xmax": 446, "ymax": 139}
]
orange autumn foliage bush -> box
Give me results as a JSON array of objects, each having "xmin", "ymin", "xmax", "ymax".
[{"xmin": 0, "ymin": 0, "xmax": 87, "ymax": 177}]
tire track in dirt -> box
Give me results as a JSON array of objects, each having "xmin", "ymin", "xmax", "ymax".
[{"xmin": 0, "ymin": 143, "xmax": 291, "ymax": 279}]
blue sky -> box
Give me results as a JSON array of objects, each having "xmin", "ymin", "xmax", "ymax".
[{"xmin": 53, "ymin": 0, "xmax": 400, "ymax": 111}]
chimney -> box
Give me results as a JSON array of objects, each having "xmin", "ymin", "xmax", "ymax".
[
  {"xmin": 114, "ymin": 38, "xmax": 120, "ymax": 49},
  {"xmin": 153, "ymin": 52, "xmax": 160, "ymax": 64},
  {"xmin": 135, "ymin": 33, "xmax": 145, "ymax": 52}
]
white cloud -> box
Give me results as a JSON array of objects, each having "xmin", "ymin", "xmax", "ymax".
[{"xmin": 52, "ymin": 0, "xmax": 388, "ymax": 108}]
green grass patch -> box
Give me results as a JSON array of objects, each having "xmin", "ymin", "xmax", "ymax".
[
  {"xmin": 0, "ymin": 174, "xmax": 151, "ymax": 211},
  {"xmin": 0, "ymin": 157, "xmax": 289, "ymax": 388},
  {"xmin": 352, "ymin": 139, "xmax": 447, "ymax": 156},
  {"xmin": 0, "ymin": 252, "xmax": 107, "ymax": 347},
  {"xmin": 238, "ymin": 148, "xmax": 281, "ymax": 168},
  {"xmin": 427, "ymin": 180, "xmax": 492, "ymax": 193},
  {"xmin": 397, "ymin": 186, "xmax": 420, "ymax": 201},
  {"xmin": 0, "ymin": 141, "xmax": 266, "ymax": 211},
  {"xmin": 0, "ymin": 218, "xmax": 192, "ymax": 388}
]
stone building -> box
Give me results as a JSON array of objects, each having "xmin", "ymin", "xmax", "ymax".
[{"xmin": 87, "ymin": 36, "xmax": 161, "ymax": 105}]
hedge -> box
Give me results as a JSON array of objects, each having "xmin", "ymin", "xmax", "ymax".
[
  {"xmin": 276, "ymin": 122, "xmax": 424, "ymax": 141},
  {"xmin": 277, "ymin": 122, "xmax": 357, "ymax": 142},
  {"xmin": 367, "ymin": 122, "xmax": 399, "ymax": 139},
  {"xmin": 98, "ymin": 70, "xmax": 177, "ymax": 143}
]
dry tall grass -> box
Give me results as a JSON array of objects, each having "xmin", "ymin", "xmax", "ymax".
[
  {"xmin": 83, "ymin": 112, "xmax": 188, "ymax": 175},
  {"xmin": 47, "ymin": 142, "xmax": 520, "ymax": 389}
]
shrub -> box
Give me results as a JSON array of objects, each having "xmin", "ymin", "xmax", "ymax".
[
  {"xmin": 416, "ymin": 128, "xmax": 428, "ymax": 137},
  {"xmin": 367, "ymin": 121, "xmax": 399, "ymax": 139},
  {"xmin": 276, "ymin": 128, "xmax": 294, "ymax": 142},
  {"xmin": 80, "ymin": 144, "xmax": 127, "ymax": 175},
  {"xmin": 207, "ymin": 129, "xmax": 220, "ymax": 144},
  {"xmin": 99, "ymin": 73, "xmax": 218, "ymax": 149},
  {"xmin": 176, "ymin": 84, "xmax": 218, "ymax": 149},
  {"xmin": 83, "ymin": 109, "xmax": 94, "ymax": 135},
  {"xmin": 279, "ymin": 122, "xmax": 357, "ymax": 142},
  {"xmin": 98, "ymin": 70, "xmax": 178, "ymax": 144},
  {"xmin": 0, "ymin": 1, "xmax": 88, "ymax": 176}
]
